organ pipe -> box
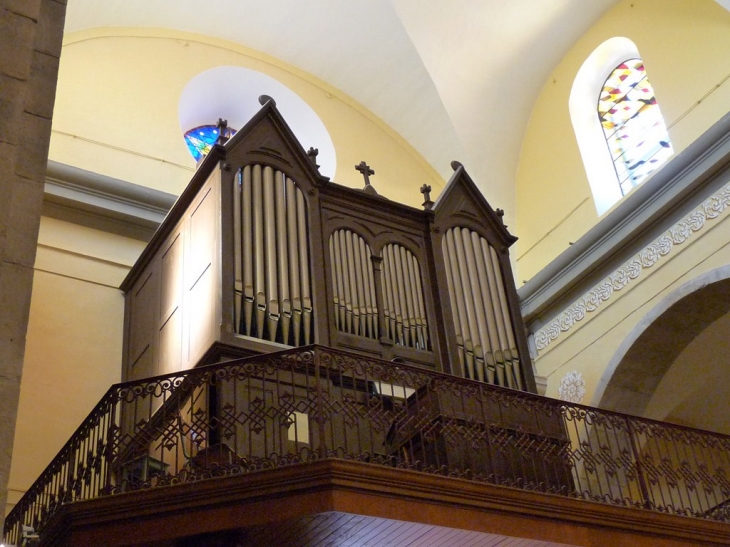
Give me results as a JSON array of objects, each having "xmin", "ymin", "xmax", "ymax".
[
  {"xmin": 242, "ymin": 167, "xmax": 254, "ymax": 336},
  {"xmin": 328, "ymin": 229, "xmax": 378, "ymax": 340},
  {"xmin": 233, "ymin": 169, "xmax": 243, "ymax": 335},
  {"xmin": 380, "ymin": 243, "xmax": 430, "ymax": 351},
  {"xmin": 232, "ymin": 164, "xmax": 313, "ymax": 346},
  {"xmin": 442, "ymin": 227, "xmax": 522, "ymax": 389}
]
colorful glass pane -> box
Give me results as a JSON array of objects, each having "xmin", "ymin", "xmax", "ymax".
[
  {"xmin": 597, "ymin": 59, "xmax": 672, "ymax": 195},
  {"xmin": 184, "ymin": 125, "xmax": 237, "ymax": 162}
]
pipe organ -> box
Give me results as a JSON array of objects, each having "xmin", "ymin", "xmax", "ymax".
[{"xmin": 121, "ymin": 98, "xmax": 537, "ymax": 393}]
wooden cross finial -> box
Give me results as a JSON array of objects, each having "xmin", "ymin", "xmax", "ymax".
[
  {"xmin": 216, "ymin": 118, "xmax": 229, "ymax": 145},
  {"xmin": 496, "ymin": 208, "xmax": 506, "ymax": 226},
  {"xmin": 420, "ymin": 184, "xmax": 433, "ymax": 211},
  {"xmin": 307, "ymin": 147, "xmax": 320, "ymax": 169},
  {"xmin": 355, "ymin": 161, "xmax": 378, "ymax": 195}
]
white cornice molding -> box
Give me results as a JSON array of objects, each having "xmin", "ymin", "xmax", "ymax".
[
  {"xmin": 43, "ymin": 161, "xmax": 176, "ymax": 240},
  {"xmin": 533, "ymin": 179, "xmax": 730, "ymax": 352},
  {"xmin": 519, "ymin": 111, "xmax": 730, "ymax": 334}
]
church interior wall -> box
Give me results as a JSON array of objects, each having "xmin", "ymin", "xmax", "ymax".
[
  {"xmin": 514, "ymin": 0, "xmax": 730, "ymax": 435},
  {"xmin": 7, "ymin": 0, "xmax": 730, "ymax": 525},
  {"xmin": 6, "ymin": 218, "xmax": 145, "ymax": 516},
  {"xmin": 515, "ymin": 0, "xmax": 730, "ymax": 283},
  {"xmin": 52, "ymin": 28, "xmax": 444, "ymax": 207},
  {"xmin": 5, "ymin": 26, "xmax": 449, "ymax": 515},
  {"xmin": 532, "ymin": 204, "xmax": 730, "ymax": 432}
]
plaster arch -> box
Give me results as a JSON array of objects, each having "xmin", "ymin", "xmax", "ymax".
[{"xmin": 594, "ymin": 265, "xmax": 730, "ymax": 421}]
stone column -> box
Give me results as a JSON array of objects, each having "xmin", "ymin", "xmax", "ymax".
[{"xmin": 0, "ymin": 0, "xmax": 66, "ymax": 525}]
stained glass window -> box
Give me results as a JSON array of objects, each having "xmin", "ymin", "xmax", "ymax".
[
  {"xmin": 184, "ymin": 125, "xmax": 236, "ymax": 162},
  {"xmin": 598, "ymin": 59, "xmax": 672, "ymax": 195}
]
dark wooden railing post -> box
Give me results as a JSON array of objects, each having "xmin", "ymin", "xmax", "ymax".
[
  {"xmin": 626, "ymin": 417, "xmax": 653, "ymax": 510},
  {"xmin": 314, "ymin": 347, "xmax": 327, "ymax": 459},
  {"xmin": 104, "ymin": 393, "xmax": 118, "ymax": 494}
]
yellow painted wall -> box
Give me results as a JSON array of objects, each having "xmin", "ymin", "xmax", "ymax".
[
  {"xmin": 51, "ymin": 28, "xmax": 443, "ymax": 208},
  {"xmin": 533, "ymin": 186, "xmax": 730, "ymax": 419},
  {"xmin": 515, "ymin": 0, "xmax": 730, "ymax": 284},
  {"xmin": 7, "ymin": 27, "xmax": 448, "ymax": 514},
  {"xmin": 6, "ymin": 218, "xmax": 145, "ymax": 514}
]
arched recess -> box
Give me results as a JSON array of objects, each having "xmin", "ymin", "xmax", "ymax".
[
  {"xmin": 594, "ymin": 266, "xmax": 730, "ymax": 426},
  {"xmin": 570, "ymin": 37, "xmax": 671, "ymax": 215},
  {"xmin": 179, "ymin": 66, "xmax": 337, "ymax": 178}
]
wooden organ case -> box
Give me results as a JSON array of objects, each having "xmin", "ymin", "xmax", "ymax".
[{"xmin": 120, "ymin": 98, "xmax": 537, "ymax": 394}]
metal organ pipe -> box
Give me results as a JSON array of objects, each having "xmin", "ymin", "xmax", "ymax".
[
  {"xmin": 233, "ymin": 169, "xmax": 243, "ymax": 336},
  {"xmin": 442, "ymin": 227, "xmax": 523, "ymax": 389},
  {"xmin": 360, "ymin": 238, "xmax": 377, "ymax": 338},
  {"xmin": 286, "ymin": 178, "xmax": 302, "ymax": 345},
  {"xmin": 274, "ymin": 171, "xmax": 290, "ymax": 345},
  {"xmin": 263, "ymin": 166, "xmax": 279, "ymax": 342},
  {"xmin": 297, "ymin": 191, "xmax": 312, "ymax": 345},
  {"xmin": 232, "ymin": 164, "xmax": 313, "ymax": 346},
  {"xmin": 471, "ymin": 231, "xmax": 500, "ymax": 385},
  {"xmin": 380, "ymin": 244, "xmax": 430, "ymax": 351},
  {"xmin": 353, "ymin": 232, "xmax": 368, "ymax": 337},
  {"xmin": 242, "ymin": 167, "xmax": 254, "ymax": 336},
  {"xmin": 489, "ymin": 242, "xmax": 522, "ymax": 390},
  {"xmin": 328, "ymin": 230, "xmax": 378, "ymax": 340},
  {"xmin": 340, "ymin": 230, "xmax": 354, "ymax": 334},
  {"xmin": 253, "ymin": 165, "xmax": 266, "ymax": 337},
  {"xmin": 443, "ymin": 229, "xmax": 469, "ymax": 377}
]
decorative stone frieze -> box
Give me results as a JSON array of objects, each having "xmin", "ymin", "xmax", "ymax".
[{"xmin": 534, "ymin": 180, "xmax": 730, "ymax": 352}]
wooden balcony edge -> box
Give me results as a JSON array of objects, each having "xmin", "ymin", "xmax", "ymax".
[{"xmin": 40, "ymin": 460, "xmax": 730, "ymax": 547}]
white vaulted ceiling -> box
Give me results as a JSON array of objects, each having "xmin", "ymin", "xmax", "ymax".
[{"xmin": 63, "ymin": 0, "xmax": 620, "ymax": 216}]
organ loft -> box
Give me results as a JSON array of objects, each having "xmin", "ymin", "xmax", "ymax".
[{"xmin": 121, "ymin": 96, "xmax": 537, "ymax": 393}]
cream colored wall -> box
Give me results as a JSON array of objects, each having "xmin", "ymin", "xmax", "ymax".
[
  {"xmin": 7, "ymin": 28, "xmax": 448, "ymax": 514},
  {"xmin": 6, "ymin": 217, "xmax": 145, "ymax": 515},
  {"xmin": 515, "ymin": 0, "xmax": 730, "ymax": 284},
  {"xmin": 533, "ymin": 191, "xmax": 730, "ymax": 417},
  {"xmin": 51, "ymin": 28, "xmax": 444, "ymax": 208}
]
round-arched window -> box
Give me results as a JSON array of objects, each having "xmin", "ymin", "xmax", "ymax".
[{"xmin": 598, "ymin": 58, "xmax": 672, "ymax": 196}]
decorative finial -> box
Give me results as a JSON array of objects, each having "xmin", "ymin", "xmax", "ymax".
[
  {"xmin": 258, "ymin": 95, "xmax": 276, "ymax": 106},
  {"xmin": 216, "ymin": 118, "xmax": 229, "ymax": 145},
  {"xmin": 307, "ymin": 147, "xmax": 320, "ymax": 169},
  {"xmin": 451, "ymin": 160, "xmax": 463, "ymax": 171},
  {"xmin": 420, "ymin": 184, "xmax": 433, "ymax": 211},
  {"xmin": 496, "ymin": 208, "xmax": 505, "ymax": 226},
  {"xmin": 355, "ymin": 161, "xmax": 378, "ymax": 195}
]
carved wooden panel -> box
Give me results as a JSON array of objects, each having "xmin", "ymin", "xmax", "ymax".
[
  {"xmin": 159, "ymin": 232, "xmax": 183, "ymax": 374},
  {"xmin": 187, "ymin": 183, "xmax": 217, "ymax": 364}
]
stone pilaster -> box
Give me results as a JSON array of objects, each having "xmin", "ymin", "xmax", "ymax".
[{"xmin": 0, "ymin": 0, "xmax": 66, "ymax": 526}]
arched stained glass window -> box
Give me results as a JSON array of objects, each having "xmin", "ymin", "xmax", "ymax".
[{"xmin": 598, "ymin": 59, "xmax": 672, "ymax": 195}]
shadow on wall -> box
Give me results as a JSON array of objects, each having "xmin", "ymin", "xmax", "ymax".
[{"xmin": 595, "ymin": 266, "xmax": 730, "ymax": 423}]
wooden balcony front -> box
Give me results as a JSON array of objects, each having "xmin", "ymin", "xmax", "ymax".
[{"xmin": 5, "ymin": 347, "xmax": 730, "ymax": 546}]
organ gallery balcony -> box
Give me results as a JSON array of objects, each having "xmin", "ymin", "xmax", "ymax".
[
  {"xmin": 4, "ymin": 346, "xmax": 730, "ymax": 546},
  {"xmin": 6, "ymin": 100, "xmax": 729, "ymax": 546}
]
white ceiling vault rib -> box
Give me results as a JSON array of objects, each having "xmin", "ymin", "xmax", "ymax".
[{"xmin": 64, "ymin": 0, "xmax": 618, "ymax": 218}]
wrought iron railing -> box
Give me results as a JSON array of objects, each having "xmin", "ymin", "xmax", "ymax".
[{"xmin": 5, "ymin": 346, "xmax": 730, "ymax": 543}]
